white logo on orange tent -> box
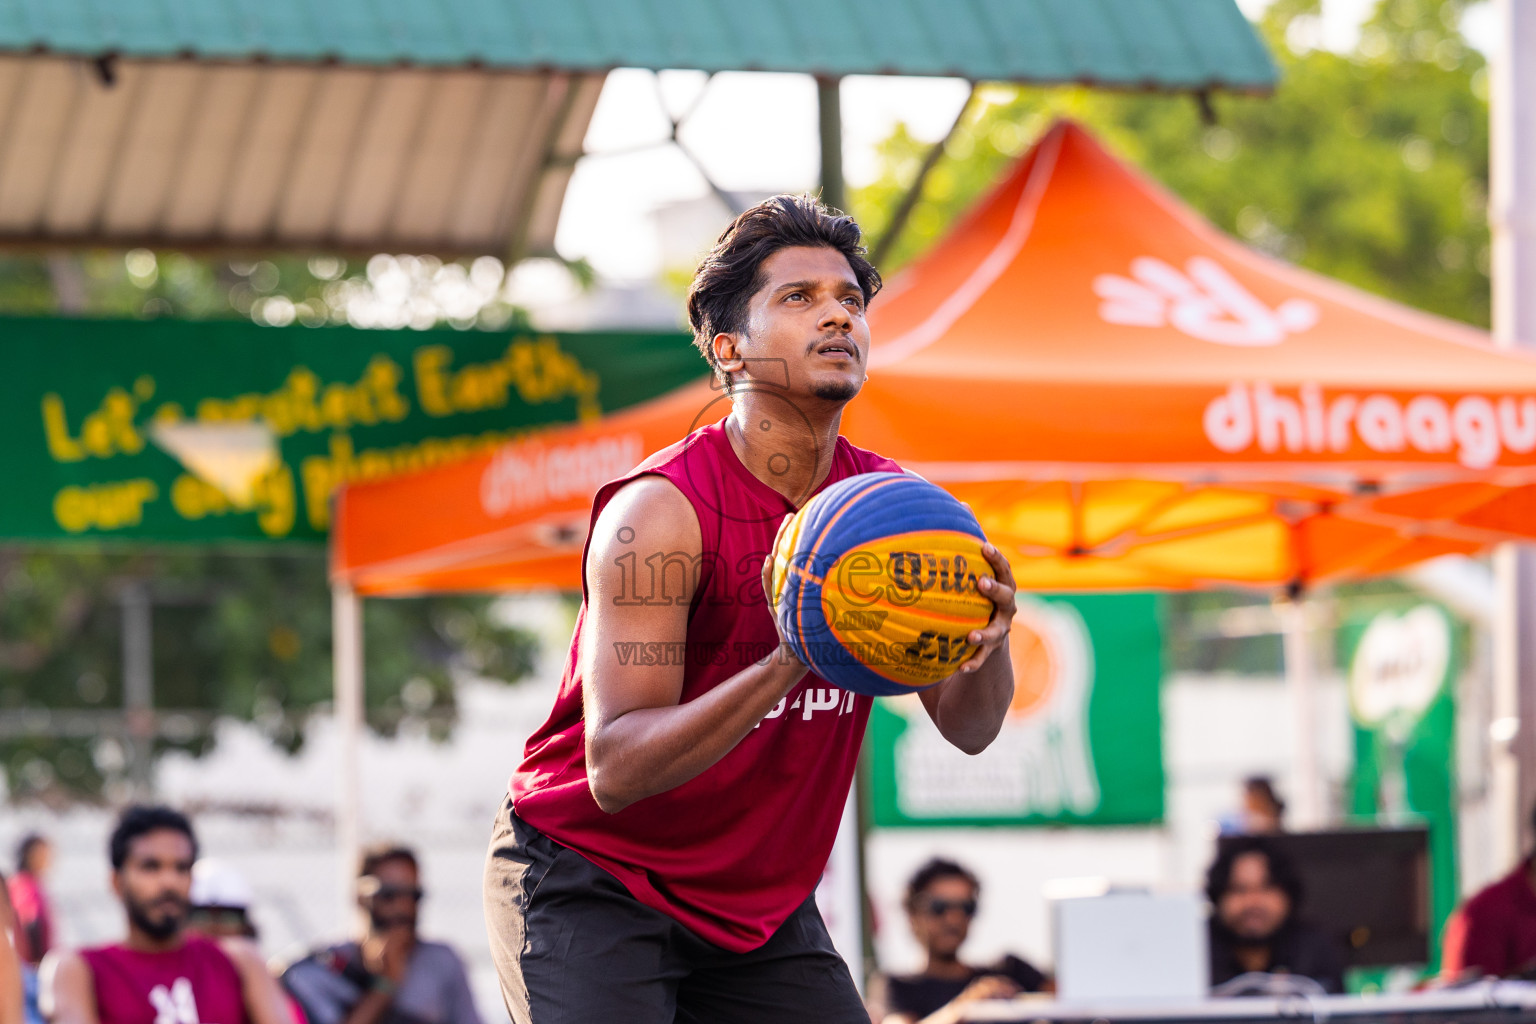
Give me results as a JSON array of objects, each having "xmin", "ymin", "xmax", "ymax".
[{"xmin": 1093, "ymin": 256, "xmax": 1319, "ymax": 346}]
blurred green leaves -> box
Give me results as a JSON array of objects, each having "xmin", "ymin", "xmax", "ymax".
[
  {"xmin": 0, "ymin": 546, "xmax": 536, "ymax": 802},
  {"xmin": 853, "ymin": 0, "xmax": 1490, "ymax": 329}
]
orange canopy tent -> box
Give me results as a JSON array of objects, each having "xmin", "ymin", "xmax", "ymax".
[{"xmin": 332, "ymin": 120, "xmax": 1536, "ymax": 597}]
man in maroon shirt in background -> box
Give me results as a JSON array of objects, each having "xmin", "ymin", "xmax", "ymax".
[
  {"xmin": 44, "ymin": 806, "xmax": 292, "ymax": 1024},
  {"xmin": 1443, "ymin": 805, "xmax": 1536, "ymax": 978},
  {"xmin": 484, "ymin": 195, "xmax": 1019, "ymax": 1023}
]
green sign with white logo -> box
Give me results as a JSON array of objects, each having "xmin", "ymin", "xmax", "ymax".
[
  {"xmin": 1344, "ymin": 603, "xmax": 1461, "ymax": 973},
  {"xmin": 0, "ymin": 317, "xmax": 699, "ymax": 543},
  {"xmin": 871, "ymin": 592, "xmax": 1165, "ymax": 827}
]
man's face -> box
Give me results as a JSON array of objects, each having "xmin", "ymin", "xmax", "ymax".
[
  {"xmin": 907, "ymin": 876, "xmax": 978, "ymax": 960},
  {"xmin": 1217, "ymin": 852, "xmax": 1291, "ymax": 942},
  {"xmin": 360, "ymin": 858, "xmax": 421, "ymax": 934},
  {"xmin": 723, "ymin": 245, "xmax": 870, "ymax": 404},
  {"xmin": 114, "ymin": 829, "xmax": 193, "ymax": 941}
]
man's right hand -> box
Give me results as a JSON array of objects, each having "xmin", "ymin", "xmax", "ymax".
[
  {"xmin": 951, "ymin": 974, "xmax": 1021, "ymax": 1005},
  {"xmin": 362, "ymin": 927, "xmax": 412, "ymax": 984}
]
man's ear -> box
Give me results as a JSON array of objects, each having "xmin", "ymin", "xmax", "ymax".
[
  {"xmin": 109, "ymin": 870, "xmax": 123, "ymax": 901},
  {"xmin": 712, "ymin": 332, "xmax": 745, "ymax": 376}
]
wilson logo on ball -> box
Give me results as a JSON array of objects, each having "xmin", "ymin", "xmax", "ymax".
[{"xmin": 772, "ymin": 473, "xmax": 996, "ymax": 696}]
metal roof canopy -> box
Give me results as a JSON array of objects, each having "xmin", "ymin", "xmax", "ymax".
[{"xmin": 0, "ymin": 0, "xmax": 1277, "ymax": 259}]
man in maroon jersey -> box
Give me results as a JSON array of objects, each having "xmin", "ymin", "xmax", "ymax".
[
  {"xmin": 45, "ymin": 806, "xmax": 292, "ymax": 1024},
  {"xmin": 484, "ymin": 195, "xmax": 1018, "ymax": 1022}
]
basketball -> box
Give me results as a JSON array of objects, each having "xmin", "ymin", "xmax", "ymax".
[{"xmin": 770, "ymin": 472, "xmax": 997, "ymax": 696}]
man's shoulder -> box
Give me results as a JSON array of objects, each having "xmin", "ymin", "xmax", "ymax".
[
  {"xmin": 1465, "ymin": 865, "xmax": 1533, "ymax": 919},
  {"xmin": 410, "ymin": 941, "xmax": 469, "ymax": 972},
  {"xmin": 836, "ymin": 435, "xmax": 902, "ymax": 475}
]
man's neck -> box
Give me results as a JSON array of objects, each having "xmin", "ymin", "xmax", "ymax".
[
  {"xmin": 724, "ymin": 397, "xmax": 844, "ymax": 506},
  {"xmin": 1233, "ymin": 944, "xmax": 1272, "ymax": 975},
  {"xmin": 123, "ymin": 927, "xmax": 185, "ymax": 954},
  {"xmin": 922, "ymin": 953, "xmax": 972, "ymax": 981}
]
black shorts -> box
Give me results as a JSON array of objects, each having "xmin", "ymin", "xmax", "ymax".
[{"xmin": 483, "ymin": 798, "xmax": 868, "ymax": 1024}]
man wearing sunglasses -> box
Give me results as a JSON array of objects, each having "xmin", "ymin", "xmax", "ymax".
[
  {"xmin": 281, "ymin": 846, "xmax": 481, "ymax": 1024},
  {"xmin": 877, "ymin": 859, "xmax": 1045, "ymax": 1024}
]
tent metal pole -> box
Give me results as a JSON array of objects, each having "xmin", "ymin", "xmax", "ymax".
[
  {"xmin": 1279, "ymin": 596, "xmax": 1324, "ymax": 829},
  {"xmin": 333, "ymin": 584, "xmax": 364, "ymax": 926},
  {"xmin": 817, "ymin": 76, "xmax": 846, "ymax": 214},
  {"xmin": 1491, "ymin": 0, "xmax": 1536, "ymax": 865}
]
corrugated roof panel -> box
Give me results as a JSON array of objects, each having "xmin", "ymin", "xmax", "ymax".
[
  {"xmin": 156, "ymin": 0, "xmax": 246, "ymax": 59},
  {"xmin": 579, "ymin": 0, "xmax": 669, "ymax": 70},
  {"xmin": 101, "ymin": 63, "xmax": 203, "ymax": 234},
  {"xmin": 772, "ymin": 0, "xmax": 874, "ymax": 77},
  {"xmin": 974, "ymin": 0, "xmax": 1074, "ymax": 83},
  {"xmin": 1038, "ymin": 0, "xmax": 1136, "ymax": 84},
  {"xmin": 840, "ymin": 0, "xmax": 939, "ymax": 76},
  {"xmin": 0, "ymin": 61, "xmax": 75, "ymax": 231},
  {"xmin": 160, "ymin": 65, "xmax": 260, "ymax": 235},
  {"xmin": 1104, "ymin": 1, "xmax": 1206, "ymax": 87},
  {"xmin": 904, "ymin": 0, "xmax": 1009, "ymax": 80},
  {"xmin": 1165, "ymin": 0, "xmax": 1279, "ymax": 86},
  {"xmin": 44, "ymin": 60, "xmax": 139, "ymax": 232},
  {"xmin": 643, "ymin": 0, "xmax": 741, "ymax": 72},
  {"xmin": 226, "ymin": 0, "xmax": 321, "ymax": 61},
  {"xmin": 20, "ymin": 0, "xmax": 96, "ymax": 52},
  {"xmin": 0, "ymin": 0, "xmax": 1277, "ymax": 91},
  {"xmin": 272, "ymin": 67, "xmax": 377, "ymax": 239},
  {"xmin": 304, "ymin": 0, "xmax": 393, "ymax": 63},
  {"xmin": 440, "ymin": 0, "xmax": 532, "ymax": 65},
  {"xmin": 709, "ymin": 3, "xmax": 803, "ymax": 73},
  {"xmin": 372, "ymin": 0, "xmax": 463, "ymax": 66},
  {"xmin": 519, "ymin": 0, "xmax": 600, "ymax": 68},
  {"xmin": 96, "ymin": 0, "xmax": 179, "ymax": 56}
]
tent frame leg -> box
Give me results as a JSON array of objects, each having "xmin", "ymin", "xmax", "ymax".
[
  {"xmin": 1278, "ymin": 593, "xmax": 1325, "ymax": 830},
  {"xmin": 333, "ymin": 584, "xmax": 364, "ymax": 926}
]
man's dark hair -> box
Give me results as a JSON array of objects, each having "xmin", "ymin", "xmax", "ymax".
[
  {"xmin": 686, "ymin": 194, "xmax": 881, "ymax": 391},
  {"xmin": 904, "ymin": 857, "xmax": 980, "ymax": 910},
  {"xmin": 1206, "ymin": 837, "xmax": 1303, "ymax": 908},
  {"xmin": 109, "ymin": 805, "xmax": 198, "ymax": 871},
  {"xmin": 16, "ymin": 833, "xmax": 46, "ymax": 874},
  {"xmin": 359, "ymin": 843, "xmax": 418, "ymax": 879}
]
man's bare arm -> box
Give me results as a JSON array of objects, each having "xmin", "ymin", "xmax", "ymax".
[
  {"xmin": 918, "ymin": 542, "xmax": 1016, "ymax": 754},
  {"xmin": 0, "ymin": 913, "xmax": 22, "ymax": 1024},
  {"xmin": 40, "ymin": 952, "xmax": 99, "ymax": 1024},
  {"xmin": 218, "ymin": 939, "xmax": 293, "ymax": 1024},
  {"xmin": 583, "ymin": 477, "xmax": 807, "ymax": 813}
]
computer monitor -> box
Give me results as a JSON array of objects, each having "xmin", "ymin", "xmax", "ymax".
[{"xmin": 1215, "ymin": 826, "xmax": 1430, "ymax": 968}]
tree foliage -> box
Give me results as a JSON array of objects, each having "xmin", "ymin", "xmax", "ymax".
[
  {"xmin": 0, "ymin": 546, "xmax": 537, "ymax": 803},
  {"xmin": 852, "ymin": 0, "xmax": 1490, "ymax": 328},
  {"xmin": 0, "ymin": 252, "xmax": 556, "ymax": 803}
]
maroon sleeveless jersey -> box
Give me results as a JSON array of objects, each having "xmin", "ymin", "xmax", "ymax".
[
  {"xmin": 81, "ymin": 935, "xmax": 248, "ymax": 1024},
  {"xmin": 510, "ymin": 420, "xmax": 901, "ymax": 952}
]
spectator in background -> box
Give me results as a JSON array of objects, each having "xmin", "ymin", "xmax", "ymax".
[
  {"xmin": 1207, "ymin": 837, "xmax": 1344, "ymax": 995},
  {"xmin": 188, "ymin": 860, "xmax": 261, "ymax": 941},
  {"xmin": 8, "ymin": 836, "xmax": 54, "ymax": 967},
  {"xmin": 876, "ymin": 859, "xmax": 1045, "ymax": 1024},
  {"xmin": 42, "ymin": 805, "xmax": 292, "ymax": 1024},
  {"xmin": 1441, "ymin": 803, "xmax": 1536, "ymax": 979},
  {"xmin": 1241, "ymin": 778, "xmax": 1286, "ymax": 835},
  {"xmin": 281, "ymin": 845, "xmax": 481, "ymax": 1024},
  {"xmin": 1, "ymin": 870, "xmax": 30, "ymax": 1024},
  {"xmin": 1218, "ymin": 778, "xmax": 1287, "ymax": 836}
]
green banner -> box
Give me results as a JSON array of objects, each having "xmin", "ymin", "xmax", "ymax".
[
  {"xmin": 871, "ymin": 593, "xmax": 1165, "ymax": 827},
  {"xmin": 0, "ymin": 317, "xmax": 700, "ymax": 543},
  {"xmin": 1343, "ymin": 603, "xmax": 1461, "ymax": 973}
]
